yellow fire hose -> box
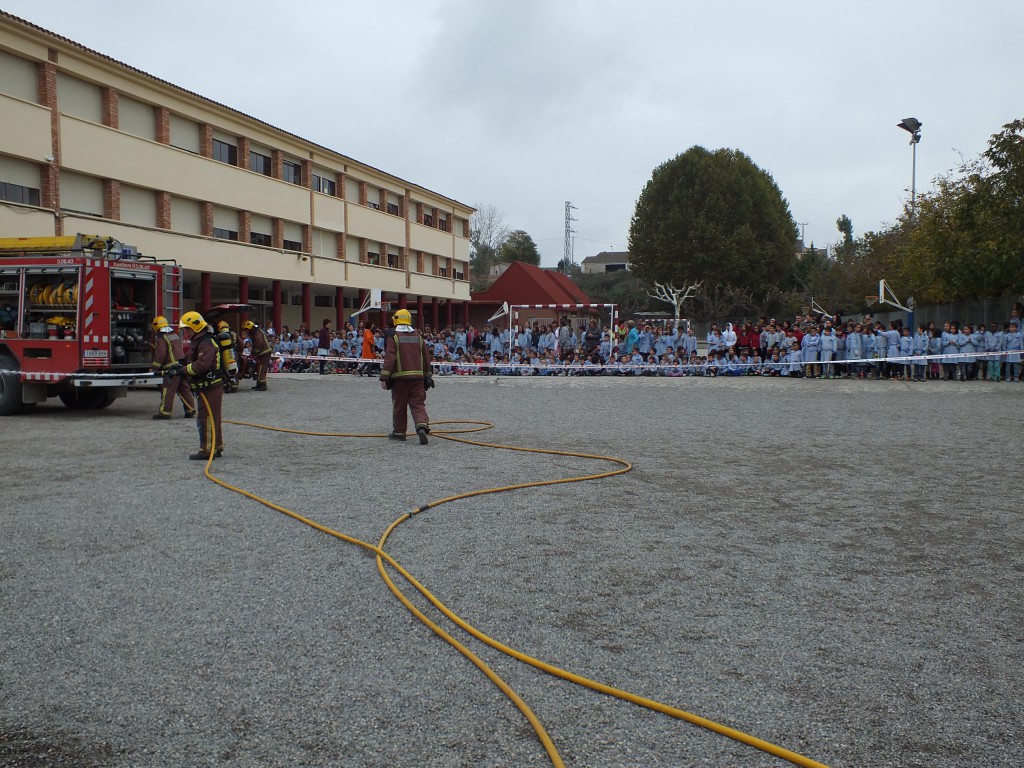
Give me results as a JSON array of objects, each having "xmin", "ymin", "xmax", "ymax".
[{"xmin": 190, "ymin": 396, "xmax": 830, "ymax": 768}]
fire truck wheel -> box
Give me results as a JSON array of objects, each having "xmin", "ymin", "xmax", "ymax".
[
  {"xmin": 59, "ymin": 389, "xmax": 116, "ymax": 410},
  {"xmin": 0, "ymin": 354, "xmax": 24, "ymax": 416}
]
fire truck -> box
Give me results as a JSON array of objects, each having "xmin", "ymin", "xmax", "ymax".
[{"xmin": 0, "ymin": 234, "xmax": 182, "ymax": 415}]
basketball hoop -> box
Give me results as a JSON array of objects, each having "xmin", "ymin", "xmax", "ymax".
[
  {"xmin": 380, "ymin": 301, "xmax": 393, "ymax": 312},
  {"xmin": 864, "ymin": 295, "xmax": 878, "ymax": 306}
]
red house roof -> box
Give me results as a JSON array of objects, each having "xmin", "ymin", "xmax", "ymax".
[{"xmin": 471, "ymin": 261, "xmax": 592, "ymax": 306}]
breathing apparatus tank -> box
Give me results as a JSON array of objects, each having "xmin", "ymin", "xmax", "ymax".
[{"xmin": 216, "ymin": 321, "xmax": 239, "ymax": 378}]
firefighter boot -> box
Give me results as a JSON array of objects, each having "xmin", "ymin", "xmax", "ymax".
[{"xmin": 417, "ymin": 426, "xmax": 429, "ymax": 445}]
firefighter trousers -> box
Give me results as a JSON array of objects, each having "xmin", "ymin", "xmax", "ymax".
[
  {"xmin": 194, "ymin": 383, "xmax": 224, "ymax": 452},
  {"xmin": 390, "ymin": 378, "xmax": 429, "ymax": 434},
  {"xmin": 160, "ymin": 374, "xmax": 196, "ymax": 416}
]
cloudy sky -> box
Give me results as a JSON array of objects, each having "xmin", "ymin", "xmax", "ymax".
[{"xmin": 5, "ymin": 0, "xmax": 1022, "ymax": 266}]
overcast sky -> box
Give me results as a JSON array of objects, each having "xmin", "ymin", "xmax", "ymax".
[{"xmin": 5, "ymin": 0, "xmax": 1022, "ymax": 267}]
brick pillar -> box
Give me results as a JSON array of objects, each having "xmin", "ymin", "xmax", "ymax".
[
  {"xmin": 156, "ymin": 191, "xmax": 171, "ymax": 229},
  {"xmin": 102, "ymin": 179, "xmax": 120, "ymax": 220},
  {"xmin": 238, "ymin": 211, "xmax": 251, "ymax": 243},
  {"xmin": 154, "ymin": 106, "xmax": 170, "ymax": 144},
  {"xmin": 200, "ymin": 202, "xmax": 213, "ymax": 237},
  {"xmin": 416, "ymin": 296, "xmax": 424, "ymax": 330},
  {"xmin": 238, "ymin": 137, "xmax": 250, "ymax": 170},
  {"xmin": 358, "ymin": 237, "xmax": 367, "ymax": 264},
  {"xmin": 200, "ymin": 272, "xmax": 212, "ymax": 311},
  {"xmin": 101, "ymin": 87, "xmax": 118, "ymax": 128},
  {"xmin": 335, "ymin": 286, "xmax": 345, "ymax": 328},
  {"xmin": 301, "ymin": 158, "xmax": 312, "ymax": 188},
  {"xmin": 338, "ymin": 171, "xmax": 347, "ymax": 200},
  {"xmin": 272, "ymin": 218, "xmax": 283, "ymax": 249},
  {"xmin": 336, "ymin": 232, "xmax": 345, "ymax": 261},
  {"xmin": 301, "ymin": 283, "xmax": 311, "ymax": 331},
  {"xmin": 37, "ymin": 59, "xmax": 60, "ymax": 228},
  {"xmin": 358, "ymin": 181, "xmax": 367, "ymax": 206},
  {"xmin": 398, "ymin": 295, "xmax": 407, "ymax": 309},
  {"xmin": 199, "ymin": 124, "xmax": 213, "ymax": 158},
  {"xmin": 431, "ymin": 298, "xmax": 439, "ymax": 330},
  {"xmin": 272, "ymin": 149, "xmax": 283, "ymax": 180},
  {"xmin": 272, "ymin": 280, "xmax": 282, "ymax": 336}
]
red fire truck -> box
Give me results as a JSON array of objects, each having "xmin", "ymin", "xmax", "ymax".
[{"xmin": 0, "ymin": 234, "xmax": 182, "ymax": 414}]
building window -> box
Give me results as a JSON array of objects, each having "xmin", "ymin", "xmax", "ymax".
[
  {"xmin": 386, "ymin": 202, "xmax": 400, "ymax": 216},
  {"xmin": 423, "ymin": 213, "xmax": 433, "ymax": 227},
  {"xmin": 283, "ymin": 160, "xmax": 302, "ymax": 185},
  {"xmin": 213, "ymin": 227, "xmax": 238, "ymax": 241},
  {"xmin": 387, "ymin": 253, "xmax": 398, "ymax": 268},
  {"xmin": 313, "ymin": 175, "xmax": 336, "ymax": 196},
  {"xmin": 283, "ymin": 239, "xmax": 302, "ymax": 252},
  {"xmin": 437, "ymin": 266, "xmax": 447, "ymax": 277},
  {"xmin": 454, "ymin": 268, "xmax": 464, "ymax": 280},
  {"xmin": 438, "ymin": 218, "xmax": 449, "ymax": 232},
  {"xmin": 250, "ymin": 231, "xmax": 272, "ymax": 247},
  {"xmin": 367, "ymin": 251, "xmax": 380, "ymax": 266},
  {"xmin": 0, "ymin": 182, "xmax": 41, "ymax": 206},
  {"xmin": 250, "ymin": 151, "xmax": 271, "ymax": 176},
  {"xmin": 212, "ymin": 139, "xmax": 237, "ymax": 165},
  {"xmin": 367, "ymin": 201, "xmax": 380, "ymax": 211},
  {"xmin": 314, "ymin": 295, "xmax": 333, "ymax": 308}
]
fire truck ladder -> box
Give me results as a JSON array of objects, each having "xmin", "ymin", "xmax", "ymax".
[{"xmin": 162, "ymin": 265, "xmax": 183, "ymax": 325}]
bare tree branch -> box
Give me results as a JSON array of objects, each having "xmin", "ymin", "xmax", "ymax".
[{"xmin": 648, "ymin": 280, "xmax": 702, "ymax": 327}]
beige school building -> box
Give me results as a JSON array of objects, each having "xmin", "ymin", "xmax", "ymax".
[{"xmin": 0, "ymin": 11, "xmax": 474, "ymax": 332}]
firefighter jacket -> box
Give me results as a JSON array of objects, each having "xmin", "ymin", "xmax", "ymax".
[
  {"xmin": 184, "ymin": 329, "xmax": 224, "ymax": 389},
  {"xmin": 250, "ymin": 327, "xmax": 272, "ymax": 359},
  {"xmin": 151, "ymin": 332, "xmax": 185, "ymax": 374},
  {"xmin": 380, "ymin": 326, "xmax": 433, "ymax": 383}
]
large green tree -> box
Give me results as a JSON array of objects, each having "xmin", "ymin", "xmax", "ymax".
[
  {"xmin": 497, "ymin": 229, "xmax": 541, "ymax": 266},
  {"xmin": 628, "ymin": 147, "xmax": 799, "ymax": 302}
]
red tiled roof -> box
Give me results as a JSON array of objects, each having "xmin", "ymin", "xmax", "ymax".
[{"xmin": 471, "ymin": 261, "xmax": 592, "ymax": 306}]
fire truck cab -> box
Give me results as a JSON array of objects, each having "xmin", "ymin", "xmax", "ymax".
[{"xmin": 0, "ymin": 234, "xmax": 182, "ymax": 415}]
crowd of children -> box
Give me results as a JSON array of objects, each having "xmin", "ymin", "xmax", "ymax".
[{"xmin": 257, "ymin": 309, "xmax": 1024, "ymax": 382}]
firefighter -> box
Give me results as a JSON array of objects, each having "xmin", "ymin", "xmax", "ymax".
[
  {"xmin": 150, "ymin": 315, "xmax": 196, "ymax": 420},
  {"xmin": 169, "ymin": 311, "xmax": 225, "ymax": 460},
  {"xmin": 216, "ymin": 320, "xmax": 240, "ymax": 393},
  {"xmin": 242, "ymin": 320, "xmax": 272, "ymax": 391},
  {"xmin": 379, "ymin": 308, "xmax": 433, "ymax": 444}
]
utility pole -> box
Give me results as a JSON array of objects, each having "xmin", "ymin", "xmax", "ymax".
[
  {"xmin": 797, "ymin": 222, "xmax": 809, "ymax": 243},
  {"xmin": 564, "ymin": 201, "xmax": 577, "ymax": 272}
]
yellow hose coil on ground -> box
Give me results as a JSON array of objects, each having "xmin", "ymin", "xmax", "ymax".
[{"xmin": 201, "ymin": 413, "xmax": 831, "ymax": 768}]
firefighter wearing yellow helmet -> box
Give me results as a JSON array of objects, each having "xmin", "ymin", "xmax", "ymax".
[
  {"xmin": 171, "ymin": 311, "xmax": 225, "ymax": 460},
  {"xmin": 150, "ymin": 315, "xmax": 196, "ymax": 420},
  {"xmin": 242, "ymin": 319, "xmax": 271, "ymax": 391},
  {"xmin": 379, "ymin": 306, "xmax": 433, "ymax": 444}
]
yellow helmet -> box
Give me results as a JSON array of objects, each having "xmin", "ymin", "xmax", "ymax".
[
  {"xmin": 152, "ymin": 315, "xmax": 169, "ymax": 332},
  {"xmin": 216, "ymin": 320, "xmax": 230, "ymax": 332},
  {"xmin": 179, "ymin": 311, "xmax": 207, "ymax": 333},
  {"xmin": 242, "ymin": 320, "xmax": 257, "ymax": 331},
  {"xmin": 392, "ymin": 308, "xmax": 412, "ymax": 326}
]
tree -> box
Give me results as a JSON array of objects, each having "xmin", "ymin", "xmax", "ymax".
[
  {"xmin": 628, "ymin": 147, "xmax": 799, "ymax": 303},
  {"xmin": 497, "ymin": 230, "xmax": 541, "ymax": 266},
  {"xmin": 648, "ymin": 280, "xmax": 702, "ymax": 327},
  {"xmin": 557, "ymin": 257, "xmax": 582, "ymax": 279},
  {"xmin": 469, "ymin": 204, "xmax": 510, "ymax": 278}
]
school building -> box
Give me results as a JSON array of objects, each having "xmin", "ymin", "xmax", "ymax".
[{"xmin": 0, "ymin": 11, "xmax": 474, "ymax": 332}]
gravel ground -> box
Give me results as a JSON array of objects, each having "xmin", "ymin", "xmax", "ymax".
[{"xmin": 0, "ymin": 373, "xmax": 1021, "ymax": 768}]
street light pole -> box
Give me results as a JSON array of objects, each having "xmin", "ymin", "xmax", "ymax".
[{"xmin": 897, "ymin": 117, "xmax": 923, "ymax": 219}]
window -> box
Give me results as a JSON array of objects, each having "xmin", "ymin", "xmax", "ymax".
[
  {"xmin": 0, "ymin": 182, "xmax": 41, "ymax": 206},
  {"xmin": 313, "ymin": 175, "xmax": 336, "ymax": 196},
  {"xmin": 454, "ymin": 268, "xmax": 465, "ymax": 281},
  {"xmin": 283, "ymin": 160, "xmax": 302, "ymax": 185},
  {"xmin": 283, "ymin": 239, "xmax": 302, "ymax": 252},
  {"xmin": 250, "ymin": 231, "xmax": 272, "ymax": 247},
  {"xmin": 437, "ymin": 266, "xmax": 447, "ymax": 277},
  {"xmin": 387, "ymin": 253, "xmax": 399, "ymax": 268},
  {"xmin": 423, "ymin": 213, "xmax": 433, "ymax": 227},
  {"xmin": 213, "ymin": 227, "xmax": 238, "ymax": 241},
  {"xmin": 314, "ymin": 295, "xmax": 333, "ymax": 308},
  {"xmin": 250, "ymin": 151, "xmax": 272, "ymax": 176},
  {"xmin": 367, "ymin": 201, "xmax": 380, "ymax": 210},
  {"xmin": 386, "ymin": 202, "xmax": 400, "ymax": 216},
  {"xmin": 438, "ymin": 218, "xmax": 449, "ymax": 232},
  {"xmin": 367, "ymin": 251, "xmax": 380, "ymax": 266},
  {"xmin": 212, "ymin": 139, "xmax": 237, "ymax": 165}
]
